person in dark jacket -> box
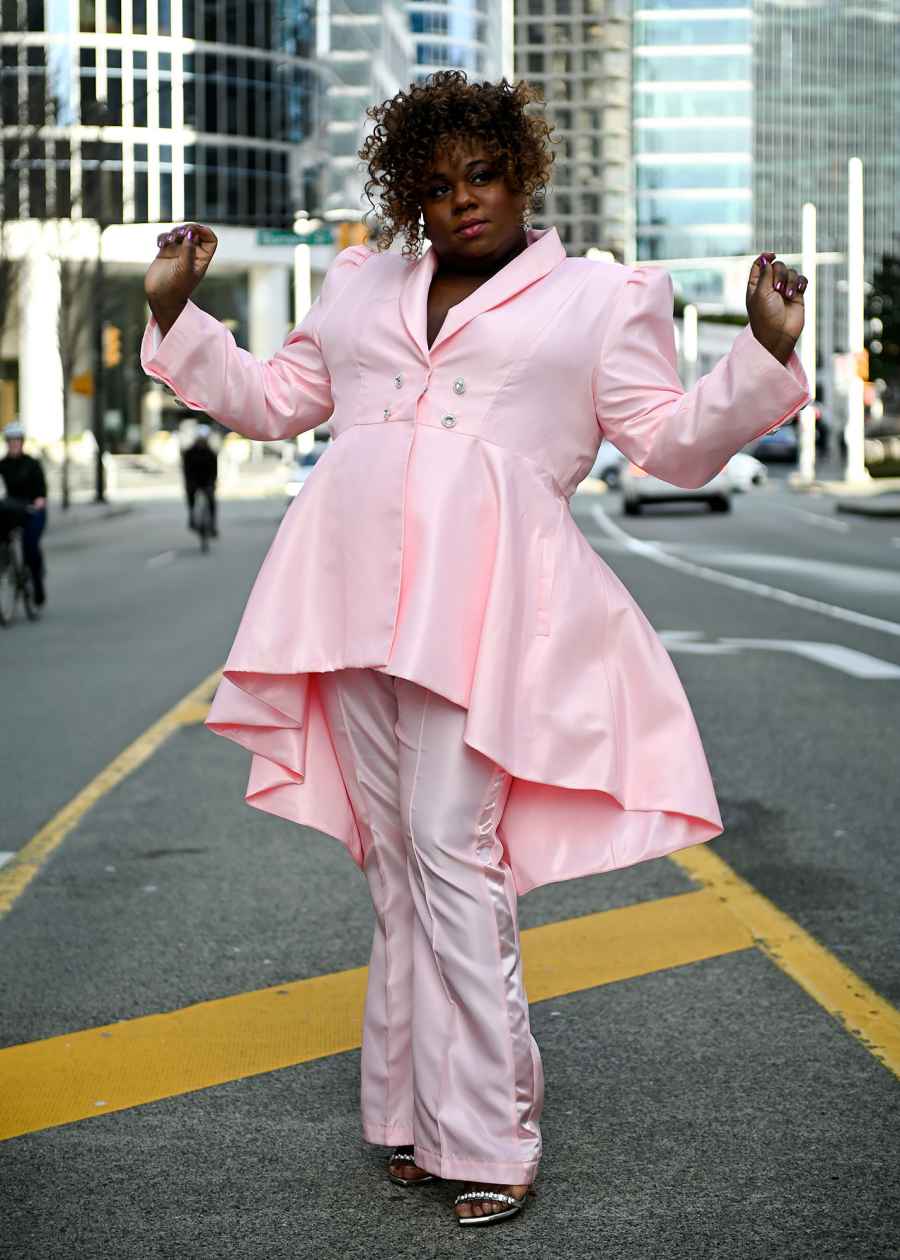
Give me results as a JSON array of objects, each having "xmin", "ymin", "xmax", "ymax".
[
  {"xmin": 0, "ymin": 420, "xmax": 48, "ymax": 605},
  {"xmin": 181, "ymin": 423, "xmax": 218, "ymax": 535}
]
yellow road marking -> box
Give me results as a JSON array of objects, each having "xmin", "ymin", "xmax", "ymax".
[
  {"xmin": 671, "ymin": 845, "xmax": 900, "ymax": 1078},
  {"xmin": 0, "ymin": 668, "xmax": 222, "ymax": 920},
  {"xmin": 0, "ymin": 888, "xmax": 750, "ymax": 1141}
]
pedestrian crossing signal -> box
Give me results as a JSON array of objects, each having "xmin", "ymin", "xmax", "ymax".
[{"xmin": 102, "ymin": 323, "xmax": 122, "ymax": 368}]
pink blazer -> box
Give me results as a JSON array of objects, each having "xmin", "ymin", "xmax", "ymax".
[{"xmin": 142, "ymin": 226, "xmax": 810, "ymax": 894}]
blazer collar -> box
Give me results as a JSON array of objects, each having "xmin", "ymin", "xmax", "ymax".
[{"xmin": 399, "ymin": 226, "xmax": 567, "ymax": 359}]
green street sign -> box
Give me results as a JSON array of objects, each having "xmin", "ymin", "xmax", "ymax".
[{"xmin": 256, "ymin": 227, "xmax": 334, "ymax": 246}]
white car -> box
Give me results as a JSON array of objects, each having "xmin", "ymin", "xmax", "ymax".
[
  {"xmin": 589, "ymin": 439, "xmax": 627, "ymax": 488},
  {"xmin": 621, "ymin": 460, "xmax": 733, "ymax": 515},
  {"xmin": 726, "ymin": 452, "xmax": 768, "ymax": 493}
]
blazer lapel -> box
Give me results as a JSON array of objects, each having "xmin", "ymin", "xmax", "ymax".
[
  {"xmin": 432, "ymin": 226, "xmax": 566, "ymax": 353},
  {"xmin": 398, "ymin": 245, "xmax": 439, "ymax": 361},
  {"xmin": 398, "ymin": 226, "xmax": 567, "ymax": 360}
]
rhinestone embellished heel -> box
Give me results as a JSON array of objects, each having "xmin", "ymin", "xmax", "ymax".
[
  {"xmin": 387, "ymin": 1145, "xmax": 436, "ymax": 1186},
  {"xmin": 454, "ymin": 1185, "xmax": 533, "ymax": 1227}
]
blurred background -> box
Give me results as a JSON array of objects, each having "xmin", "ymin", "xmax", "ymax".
[{"xmin": 0, "ymin": 0, "xmax": 898, "ymax": 502}]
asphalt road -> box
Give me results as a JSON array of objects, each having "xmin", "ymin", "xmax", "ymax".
[{"xmin": 1, "ymin": 477, "xmax": 898, "ymax": 1259}]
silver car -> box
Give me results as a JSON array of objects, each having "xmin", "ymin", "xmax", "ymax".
[{"xmin": 621, "ymin": 460, "xmax": 733, "ymax": 515}]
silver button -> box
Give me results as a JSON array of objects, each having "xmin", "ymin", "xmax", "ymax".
[
  {"xmin": 452, "ymin": 377, "xmax": 466, "ymax": 396},
  {"xmin": 383, "ymin": 407, "xmax": 391, "ymax": 419},
  {"xmin": 393, "ymin": 374, "xmax": 403, "ymax": 389},
  {"xmin": 441, "ymin": 414, "xmax": 456, "ymax": 429}
]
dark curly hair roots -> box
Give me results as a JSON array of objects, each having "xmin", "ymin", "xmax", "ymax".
[{"xmin": 358, "ymin": 70, "xmax": 555, "ymax": 258}]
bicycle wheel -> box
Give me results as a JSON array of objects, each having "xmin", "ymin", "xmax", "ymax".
[
  {"xmin": 197, "ymin": 495, "xmax": 212, "ymax": 553},
  {"xmin": 0, "ymin": 548, "xmax": 16, "ymax": 626},
  {"xmin": 21, "ymin": 564, "xmax": 38, "ymax": 621}
]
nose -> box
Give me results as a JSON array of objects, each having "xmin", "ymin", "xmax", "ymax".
[{"xmin": 451, "ymin": 183, "xmax": 478, "ymax": 214}]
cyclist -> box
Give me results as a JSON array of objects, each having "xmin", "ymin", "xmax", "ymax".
[
  {"xmin": 181, "ymin": 422, "xmax": 218, "ymax": 537},
  {"xmin": 0, "ymin": 420, "xmax": 47, "ymax": 606}
]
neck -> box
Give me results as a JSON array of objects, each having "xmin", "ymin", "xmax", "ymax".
[{"xmin": 435, "ymin": 228, "xmax": 529, "ymax": 280}]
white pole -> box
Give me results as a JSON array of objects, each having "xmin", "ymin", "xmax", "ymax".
[
  {"xmin": 845, "ymin": 157, "xmax": 869, "ymax": 483},
  {"xmin": 682, "ymin": 303, "xmax": 698, "ymax": 391},
  {"xmin": 798, "ymin": 202, "xmax": 817, "ymax": 482},
  {"xmin": 293, "ymin": 244, "xmax": 314, "ymax": 454},
  {"xmin": 293, "ymin": 243, "xmax": 312, "ymax": 327}
]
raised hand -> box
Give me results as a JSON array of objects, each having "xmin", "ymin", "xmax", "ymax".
[
  {"xmin": 746, "ymin": 252, "xmax": 807, "ymax": 366},
  {"xmin": 145, "ymin": 223, "xmax": 218, "ymax": 336}
]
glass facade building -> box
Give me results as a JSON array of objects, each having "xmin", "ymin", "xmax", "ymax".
[
  {"xmin": 1, "ymin": 0, "xmax": 322, "ymax": 229},
  {"xmin": 753, "ymin": 0, "xmax": 900, "ymax": 286},
  {"xmin": 408, "ymin": 0, "xmax": 494, "ymax": 80},
  {"xmin": 633, "ymin": 1, "xmax": 753, "ymax": 295},
  {"xmin": 514, "ymin": 0, "xmax": 631, "ymax": 258}
]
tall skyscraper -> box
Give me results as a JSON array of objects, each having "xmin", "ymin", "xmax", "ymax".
[
  {"xmin": 311, "ymin": 0, "xmax": 411, "ymax": 220},
  {"xmin": 753, "ymin": 0, "xmax": 900, "ymax": 286},
  {"xmin": 632, "ymin": 1, "xmax": 753, "ymax": 302},
  {"xmin": 514, "ymin": 0, "xmax": 631, "ymax": 259},
  {"xmin": 0, "ymin": 1, "xmax": 327, "ymax": 443}
]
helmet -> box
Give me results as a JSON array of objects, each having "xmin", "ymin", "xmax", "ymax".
[
  {"xmin": 3, "ymin": 420, "xmax": 25, "ymax": 440},
  {"xmin": 195, "ymin": 423, "xmax": 211, "ymax": 439}
]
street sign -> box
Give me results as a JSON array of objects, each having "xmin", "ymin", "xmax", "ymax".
[{"xmin": 256, "ymin": 227, "xmax": 334, "ymax": 246}]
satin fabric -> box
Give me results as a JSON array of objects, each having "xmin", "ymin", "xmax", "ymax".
[
  {"xmin": 317, "ymin": 667, "xmax": 543, "ymax": 1184},
  {"xmin": 141, "ymin": 227, "xmax": 812, "ymax": 892}
]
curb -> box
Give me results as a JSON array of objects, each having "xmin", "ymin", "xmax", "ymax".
[{"xmin": 834, "ymin": 496, "xmax": 900, "ymax": 518}]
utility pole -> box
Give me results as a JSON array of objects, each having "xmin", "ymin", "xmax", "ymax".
[
  {"xmin": 798, "ymin": 202, "xmax": 817, "ymax": 482},
  {"xmin": 91, "ymin": 220, "xmax": 107, "ymax": 502},
  {"xmin": 845, "ymin": 157, "xmax": 870, "ymax": 484}
]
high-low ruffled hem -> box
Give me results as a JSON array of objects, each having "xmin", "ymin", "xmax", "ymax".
[{"xmin": 206, "ymin": 665, "xmax": 722, "ymax": 896}]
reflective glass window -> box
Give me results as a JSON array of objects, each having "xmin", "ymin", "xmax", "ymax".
[
  {"xmin": 635, "ymin": 54, "xmax": 750, "ymax": 82},
  {"xmin": 634, "ymin": 18, "xmax": 751, "ymax": 46},
  {"xmin": 635, "ymin": 124, "xmax": 751, "ymax": 155},
  {"xmin": 634, "ymin": 88, "xmax": 751, "ymax": 120}
]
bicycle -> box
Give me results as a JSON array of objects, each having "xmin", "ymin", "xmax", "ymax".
[
  {"xmin": 0, "ymin": 524, "xmax": 37, "ymax": 626},
  {"xmin": 193, "ymin": 485, "xmax": 215, "ymax": 554}
]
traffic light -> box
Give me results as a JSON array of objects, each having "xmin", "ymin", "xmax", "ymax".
[{"xmin": 102, "ymin": 323, "xmax": 122, "ymax": 368}]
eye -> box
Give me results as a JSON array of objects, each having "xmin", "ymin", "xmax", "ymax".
[{"xmin": 426, "ymin": 183, "xmax": 449, "ymax": 199}]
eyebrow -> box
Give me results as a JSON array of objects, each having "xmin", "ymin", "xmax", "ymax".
[{"xmin": 426, "ymin": 159, "xmax": 489, "ymax": 180}]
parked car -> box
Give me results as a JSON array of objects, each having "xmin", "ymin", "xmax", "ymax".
[
  {"xmin": 621, "ymin": 461, "xmax": 732, "ymax": 515},
  {"xmin": 589, "ymin": 439, "xmax": 627, "ymax": 488},
  {"xmin": 750, "ymin": 419, "xmax": 799, "ymax": 462},
  {"xmin": 725, "ymin": 452, "xmax": 768, "ymax": 492},
  {"xmin": 285, "ymin": 442, "xmax": 328, "ymax": 499}
]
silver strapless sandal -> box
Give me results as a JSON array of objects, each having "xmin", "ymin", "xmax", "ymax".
[
  {"xmin": 387, "ymin": 1146, "xmax": 436, "ymax": 1186},
  {"xmin": 454, "ymin": 1186, "xmax": 533, "ymax": 1226}
]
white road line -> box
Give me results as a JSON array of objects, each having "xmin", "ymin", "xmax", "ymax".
[
  {"xmin": 591, "ymin": 504, "xmax": 900, "ymax": 640},
  {"xmin": 777, "ymin": 504, "xmax": 851, "ymax": 533},
  {"xmin": 146, "ymin": 550, "xmax": 177, "ymax": 569},
  {"xmin": 659, "ymin": 631, "xmax": 900, "ymax": 678},
  {"xmin": 0, "ymin": 852, "xmax": 14, "ymax": 870}
]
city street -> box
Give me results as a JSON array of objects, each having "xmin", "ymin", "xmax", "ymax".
[{"xmin": 1, "ymin": 478, "xmax": 898, "ymax": 1258}]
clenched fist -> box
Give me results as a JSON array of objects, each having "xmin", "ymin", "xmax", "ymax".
[
  {"xmin": 746, "ymin": 252, "xmax": 807, "ymax": 366},
  {"xmin": 145, "ymin": 223, "xmax": 218, "ymax": 336}
]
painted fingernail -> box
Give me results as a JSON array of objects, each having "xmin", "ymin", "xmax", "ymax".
[
  {"xmin": 758, "ymin": 255, "xmax": 767, "ymax": 270},
  {"xmin": 798, "ymin": 277, "xmax": 808, "ymax": 292},
  {"xmin": 186, "ymin": 229, "xmax": 194, "ymax": 242},
  {"xmin": 786, "ymin": 286, "xmax": 794, "ymax": 298}
]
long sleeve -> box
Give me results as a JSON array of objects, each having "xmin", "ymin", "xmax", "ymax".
[
  {"xmin": 591, "ymin": 266, "xmax": 811, "ymax": 489},
  {"xmin": 140, "ymin": 245, "xmax": 371, "ymax": 441}
]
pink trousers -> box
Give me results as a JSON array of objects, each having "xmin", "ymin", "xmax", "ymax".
[{"xmin": 316, "ymin": 667, "xmax": 544, "ymax": 1184}]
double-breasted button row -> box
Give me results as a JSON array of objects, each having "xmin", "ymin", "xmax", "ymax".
[{"xmin": 441, "ymin": 414, "xmax": 457, "ymax": 428}]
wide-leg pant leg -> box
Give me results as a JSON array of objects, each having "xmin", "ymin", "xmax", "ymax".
[
  {"xmin": 392, "ymin": 677, "xmax": 544, "ymax": 1186},
  {"xmin": 316, "ymin": 667, "xmax": 415, "ymax": 1147}
]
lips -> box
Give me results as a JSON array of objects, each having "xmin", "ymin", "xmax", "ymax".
[{"xmin": 455, "ymin": 219, "xmax": 488, "ymax": 238}]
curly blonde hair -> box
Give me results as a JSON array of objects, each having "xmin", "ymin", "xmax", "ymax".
[{"xmin": 358, "ymin": 70, "xmax": 555, "ymax": 258}]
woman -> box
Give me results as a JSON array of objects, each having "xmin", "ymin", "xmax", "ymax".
[{"xmin": 142, "ymin": 72, "xmax": 809, "ymax": 1228}]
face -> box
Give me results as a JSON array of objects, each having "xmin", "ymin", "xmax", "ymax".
[
  {"xmin": 420, "ymin": 140, "xmax": 527, "ymax": 272},
  {"xmin": 6, "ymin": 438, "xmax": 23, "ymax": 458}
]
